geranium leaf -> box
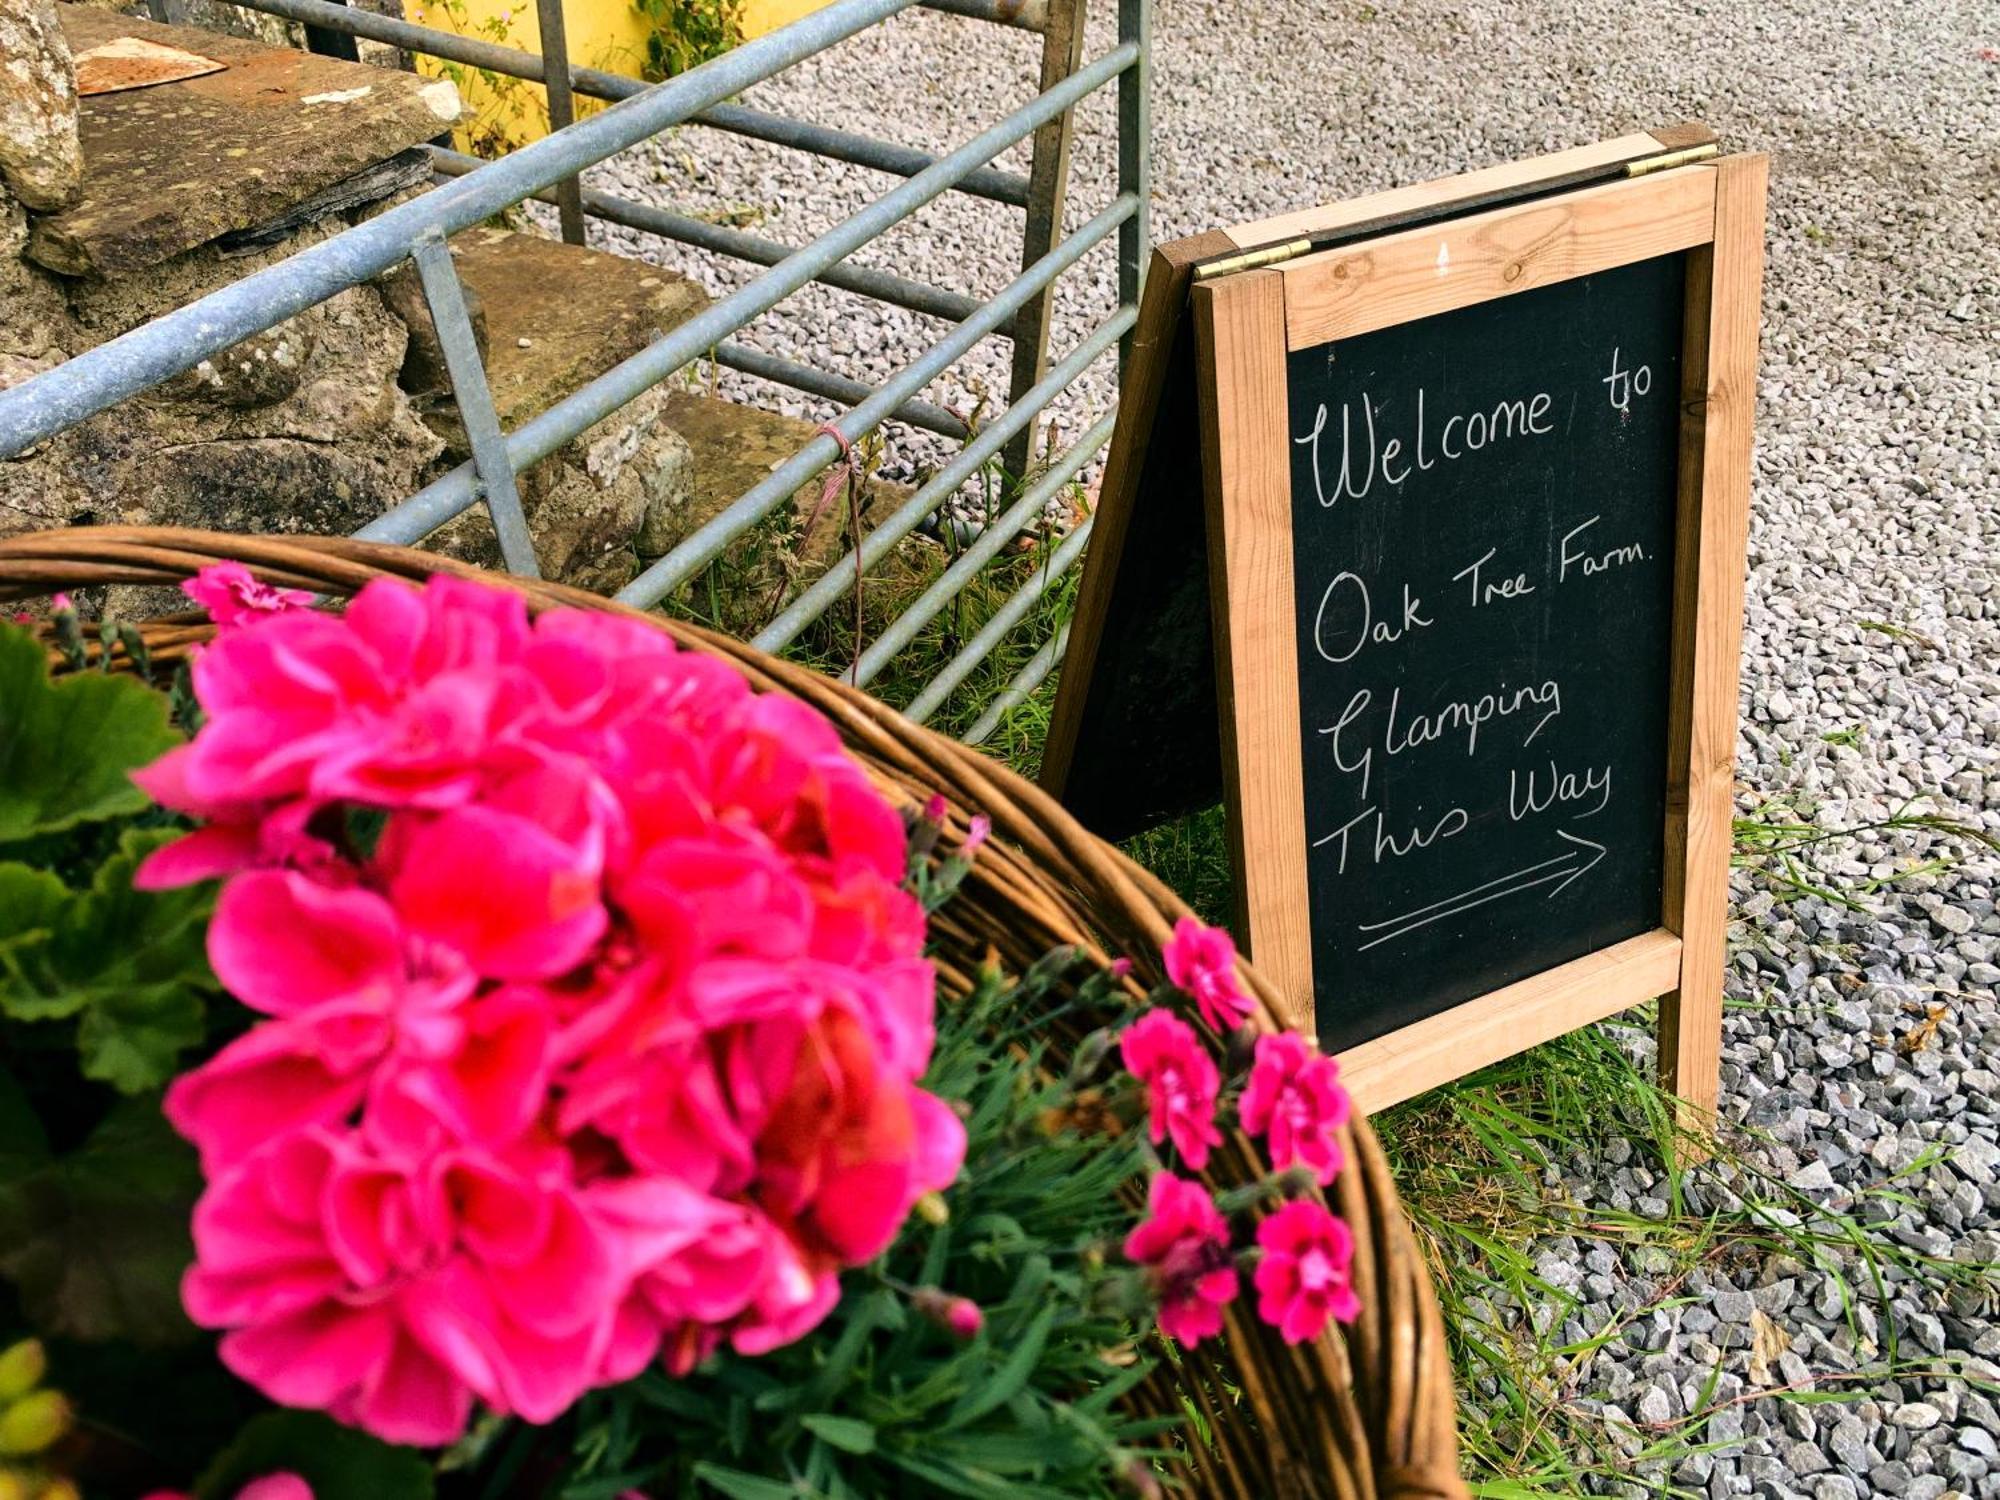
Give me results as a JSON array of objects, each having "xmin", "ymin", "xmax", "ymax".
[
  {"xmin": 77, "ymin": 983, "xmax": 208, "ymax": 1095},
  {"xmin": 1, "ymin": 830, "xmax": 217, "ymax": 1093},
  {"xmin": 0, "ymin": 1095, "xmax": 199, "ymax": 1345},
  {"xmin": 197, "ymin": 1411, "xmax": 435, "ymax": 1500},
  {"xmin": 0, "ymin": 623, "xmax": 180, "ymax": 844},
  {"xmin": 0, "ymin": 862, "xmax": 74, "ymax": 1019},
  {"xmin": 0, "ymin": 1064, "xmax": 49, "ymax": 1182}
]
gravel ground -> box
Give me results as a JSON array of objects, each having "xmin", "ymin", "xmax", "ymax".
[{"xmin": 561, "ymin": 0, "xmax": 2000, "ymax": 1491}]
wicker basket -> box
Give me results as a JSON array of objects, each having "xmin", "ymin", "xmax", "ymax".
[{"xmin": 0, "ymin": 527, "xmax": 1466, "ymax": 1500}]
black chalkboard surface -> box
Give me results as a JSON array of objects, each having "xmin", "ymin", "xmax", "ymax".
[{"xmin": 1287, "ymin": 253, "xmax": 1686, "ymax": 1052}]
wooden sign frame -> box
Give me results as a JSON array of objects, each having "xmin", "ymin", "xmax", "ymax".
[{"xmin": 1047, "ymin": 133, "xmax": 1766, "ymax": 1120}]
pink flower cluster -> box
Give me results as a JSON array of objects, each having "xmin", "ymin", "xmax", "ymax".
[
  {"xmin": 143, "ymin": 571, "xmax": 962, "ymax": 1445},
  {"xmin": 1119, "ymin": 920, "xmax": 1357, "ymax": 1350}
]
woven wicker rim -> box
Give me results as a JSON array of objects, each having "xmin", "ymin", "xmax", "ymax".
[{"xmin": 0, "ymin": 527, "xmax": 1465, "ymax": 1500}]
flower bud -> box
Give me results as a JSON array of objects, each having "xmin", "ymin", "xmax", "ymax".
[
  {"xmin": 910, "ymin": 1286, "xmax": 984, "ymax": 1339},
  {"xmin": 1067, "ymin": 1028, "xmax": 1115, "ymax": 1084},
  {"xmin": 1279, "ymin": 1166, "xmax": 1319, "ymax": 1196},
  {"xmin": 36, "ymin": 1480, "xmax": 80, "ymax": 1500},
  {"xmin": 962, "ymin": 815, "xmax": 990, "ymax": 856},
  {"xmin": 0, "ymin": 1392, "xmax": 71, "ymax": 1457},
  {"xmin": 0, "ymin": 1470, "xmax": 31, "ymax": 1500},
  {"xmin": 914, "ymin": 1191, "xmax": 950, "ymax": 1227},
  {"xmin": 1119, "ymin": 1458, "xmax": 1165, "ymax": 1500},
  {"xmin": 0, "ymin": 1344, "xmax": 44, "ymax": 1405}
]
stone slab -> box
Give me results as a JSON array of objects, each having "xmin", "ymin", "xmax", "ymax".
[
  {"xmin": 656, "ymin": 388, "xmax": 921, "ymax": 633},
  {"xmin": 444, "ymin": 225, "xmax": 708, "ymax": 430},
  {"xmin": 29, "ymin": 5, "xmax": 461, "ymax": 276}
]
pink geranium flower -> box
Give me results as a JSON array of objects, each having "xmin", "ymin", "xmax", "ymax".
[
  {"xmin": 1123, "ymin": 1174, "xmax": 1238, "ymax": 1347},
  {"xmin": 1239, "ymin": 1034, "xmax": 1351, "ymax": 1186},
  {"xmin": 1161, "ymin": 917, "xmax": 1254, "ymax": 1033},
  {"xmin": 183, "ymin": 1128, "xmax": 623, "ymax": 1445},
  {"xmin": 147, "ymin": 574, "xmax": 966, "ymax": 1445},
  {"xmin": 183, "ymin": 562, "xmax": 315, "ymax": 629},
  {"xmin": 1252, "ymin": 1200, "xmax": 1359, "ymax": 1344},
  {"xmin": 1119, "ymin": 1008, "xmax": 1222, "ymax": 1170}
]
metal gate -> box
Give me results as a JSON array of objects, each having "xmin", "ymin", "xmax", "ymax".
[{"xmin": 0, "ymin": 0, "xmax": 1147, "ymax": 746}]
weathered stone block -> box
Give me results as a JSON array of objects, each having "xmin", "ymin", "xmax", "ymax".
[{"xmin": 0, "ymin": 0, "xmax": 83, "ymax": 212}]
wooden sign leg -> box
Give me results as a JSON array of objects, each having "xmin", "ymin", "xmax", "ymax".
[
  {"xmin": 1659, "ymin": 155, "xmax": 1767, "ymax": 1151},
  {"xmin": 1191, "ymin": 269, "xmax": 1316, "ymax": 1038}
]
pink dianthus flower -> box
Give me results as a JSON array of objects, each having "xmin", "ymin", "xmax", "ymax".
[
  {"xmin": 1123, "ymin": 1173, "xmax": 1237, "ymax": 1347},
  {"xmin": 1239, "ymin": 1033, "xmax": 1350, "ymax": 1186},
  {"xmin": 1161, "ymin": 917, "xmax": 1253, "ymax": 1033},
  {"xmin": 1252, "ymin": 1200, "xmax": 1359, "ymax": 1344},
  {"xmin": 1118, "ymin": 1008, "xmax": 1222, "ymax": 1170}
]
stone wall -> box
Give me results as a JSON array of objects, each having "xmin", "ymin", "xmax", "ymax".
[{"xmin": 0, "ymin": 0, "xmax": 698, "ymax": 595}]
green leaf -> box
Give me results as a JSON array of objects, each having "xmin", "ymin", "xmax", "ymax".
[
  {"xmin": 0, "ymin": 622, "xmax": 180, "ymax": 844},
  {"xmin": 0, "ymin": 1064, "xmax": 49, "ymax": 1182},
  {"xmin": 690, "ymin": 1462, "xmax": 800, "ymax": 1500},
  {"xmin": 799, "ymin": 1414, "xmax": 876, "ymax": 1455},
  {"xmin": 0, "ymin": 1095, "xmax": 199, "ymax": 1345},
  {"xmin": 77, "ymin": 982, "xmax": 207, "ymax": 1094},
  {"xmin": 198, "ymin": 1411, "xmax": 434, "ymax": 1500},
  {"xmin": 0, "ymin": 829, "xmax": 217, "ymax": 1093},
  {"xmin": 945, "ymin": 1305, "xmax": 1055, "ymax": 1430},
  {"xmin": 0, "ymin": 862, "xmax": 75, "ymax": 1018}
]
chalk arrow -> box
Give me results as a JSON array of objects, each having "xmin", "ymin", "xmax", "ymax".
[
  {"xmin": 1354, "ymin": 827, "xmax": 1607, "ymax": 953},
  {"xmin": 1545, "ymin": 829, "xmax": 1608, "ymax": 899}
]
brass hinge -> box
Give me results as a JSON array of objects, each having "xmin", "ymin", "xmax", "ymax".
[
  {"xmin": 1192, "ymin": 237, "xmax": 1315, "ymax": 281},
  {"xmin": 1626, "ymin": 143, "xmax": 1721, "ymax": 177}
]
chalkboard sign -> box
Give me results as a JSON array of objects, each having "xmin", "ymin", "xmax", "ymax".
[
  {"xmin": 1047, "ymin": 133, "xmax": 1768, "ymax": 1117},
  {"xmin": 1288, "ymin": 254, "xmax": 1684, "ymax": 1052}
]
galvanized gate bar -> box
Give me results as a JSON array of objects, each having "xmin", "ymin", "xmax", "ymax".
[
  {"xmin": 409, "ymin": 229, "xmax": 542, "ymax": 577},
  {"xmin": 755, "ymin": 305, "xmax": 1133, "ymax": 649},
  {"xmin": 232, "ymin": 0, "xmax": 1032, "ymax": 207},
  {"xmin": 965, "ymin": 621, "xmax": 1068, "ymax": 744},
  {"xmin": 603, "ymin": 181, "xmax": 1136, "ymax": 606},
  {"xmin": 903, "ymin": 512, "xmax": 1092, "ymax": 723},
  {"xmin": 714, "ymin": 343, "xmax": 969, "ymax": 439},
  {"xmin": 426, "ymin": 147, "xmax": 982, "ymax": 324},
  {"xmin": 0, "ymin": 0, "xmax": 924, "ymax": 456},
  {"xmin": 366, "ymin": 49, "xmax": 1137, "ymax": 554},
  {"xmin": 850, "ymin": 409, "xmax": 1112, "ymax": 684},
  {"xmin": 0, "ymin": 0, "xmax": 1149, "ymax": 752},
  {"xmin": 695, "ymin": 103, "xmax": 1030, "ymax": 206}
]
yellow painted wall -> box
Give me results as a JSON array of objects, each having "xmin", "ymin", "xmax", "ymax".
[
  {"xmin": 412, "ymin": 0, "xmax": 833, "ymax": 155},
  {"xmin": 740, "ymin": 0, "xmax": 827, "ymax": 30}
]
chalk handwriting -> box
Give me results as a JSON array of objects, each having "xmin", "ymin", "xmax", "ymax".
[
  {"xmin": 1295, "ymin": 386, "xmax": 1557, "ymax": 505},
  {"xmin": 1559, "ymin": 516, "xmax": 1648, "ymax": 582},
  {"xmin": 1313, "ymin": 571, "xmax": 1432, "ymax": 663}
]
